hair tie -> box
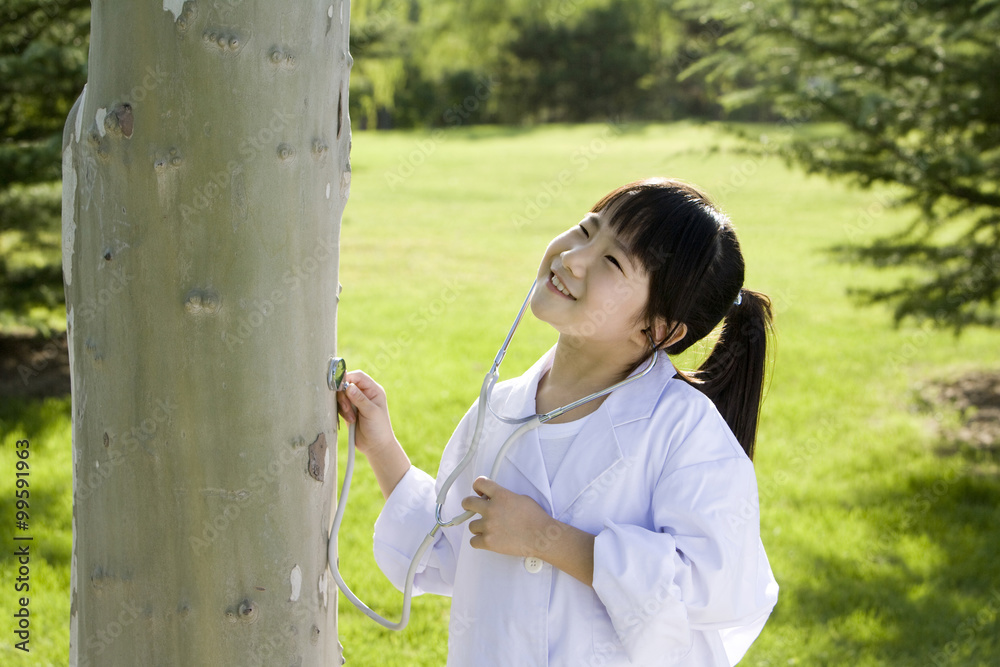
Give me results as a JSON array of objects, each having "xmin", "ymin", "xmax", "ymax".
[{"xmin": 734, "ymin": 290, "xmax": 743, "ymax": 306}]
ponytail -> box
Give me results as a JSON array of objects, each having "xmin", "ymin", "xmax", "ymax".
[
  {"xmin": 591, "ymin": 177, "xmax": 775, "ymax": 460},
  {"xmin": 683, "ymin": 290, "xmax": 774, "ymax": 460}
]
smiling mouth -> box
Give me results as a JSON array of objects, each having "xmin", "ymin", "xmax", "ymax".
[{"xmin": 549, "ymin": 272, "xmax": 575, "ymax": 299}]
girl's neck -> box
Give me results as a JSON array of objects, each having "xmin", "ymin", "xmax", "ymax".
[{"xmin": 536, "ymin": 335, "xmax": 644, "ymax": 423}]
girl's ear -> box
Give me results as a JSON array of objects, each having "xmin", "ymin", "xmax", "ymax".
[{"xmin": 649, "ymin": 319, "xmax": 687, "ymax": 349}]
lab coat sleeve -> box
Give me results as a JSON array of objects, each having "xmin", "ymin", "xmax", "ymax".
[
  {"xmin": 372, "ymin": 403, "xmax": 479, "ymax": 597},
  {"xmin": 372, "ymin": 466, "xmax": 458, "ymax": 596},
  {"xmin": 591, "ymin": 455, "xmax": 778, "ymax": 665}
]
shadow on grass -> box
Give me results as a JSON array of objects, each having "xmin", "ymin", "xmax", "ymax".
[
  {"xmin": 0, "ymin": 396, "xmax": 73, "ymax": 568},
  {"xmin": 789, "ymin": 462, "xmax": 1000, "ymax": 666}
]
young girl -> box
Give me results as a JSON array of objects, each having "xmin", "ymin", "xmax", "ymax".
[{"xmin": 336, "ymin": 178, "xmax": 778, "ymax": 665}]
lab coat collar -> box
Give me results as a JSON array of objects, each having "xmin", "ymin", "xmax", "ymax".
[
  {"xmin": 492, "ymin": 347, "xmax": 677, "ymax": 519},
  {"xmin": 496, "ymin": 346, "xmax": 677, "ymax": 425}
]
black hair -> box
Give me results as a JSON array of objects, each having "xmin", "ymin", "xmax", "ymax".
[{"xmin": 592, "ymin": 177, "xmax": 774, "ymax": 460}]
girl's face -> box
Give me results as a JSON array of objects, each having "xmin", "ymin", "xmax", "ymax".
[{"xmin": 530, "ymin": 208, "xmax": 652, "ymax": 350}]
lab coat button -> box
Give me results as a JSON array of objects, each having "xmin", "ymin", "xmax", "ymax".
[{"xmin": 524, "ymin": 556, "xmax": 543, "ymax": 573}]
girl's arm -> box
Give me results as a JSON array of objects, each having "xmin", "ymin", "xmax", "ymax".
[
  {"xmin": 337, "ymin": 371, "xmax": 411, "ymax": 499},
  {"xmin": 462, "ymin": 477, "xmax": 596, "ymax": 586}
]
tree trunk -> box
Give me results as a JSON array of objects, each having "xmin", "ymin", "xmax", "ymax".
[{"xmin": 62, "ymin": 1, "xmax": 350, "ymax": 664}]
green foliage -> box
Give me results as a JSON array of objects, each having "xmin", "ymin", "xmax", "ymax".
[
  {"xmin": 0, "ymin": 183, "xmax": 64, "ymax": 335},
  {"xmin": 672, "ymin": 0, "xmax": 1000, "ymax": 330},
  {"xmin": 0, "ymin": 0, "xmax": 89, "ymax": 334},
  {"xmin": 496, "ymin": 1, "xmax": 654, "ymax": 123},
  {"xmin": 345, "ymin": 0, "xmax": 731, "ymax": 128},
  {"xmin": 348, "ymin": 0, "xmax": 418, "ymax": 129}
]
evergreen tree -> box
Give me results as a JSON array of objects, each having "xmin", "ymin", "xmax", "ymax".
[
  {"xmin": 1, "ymin": 0, "xmax": 90, "ymax": 333},
  {"xmin": 676, "ymin": 0, "xmax": 1000, "ymax": 329}
]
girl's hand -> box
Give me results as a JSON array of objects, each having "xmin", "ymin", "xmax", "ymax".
[
  {"xmin": 461, "ymin": 477, "xmax": 553, "ymax": 558},
  {"xmin": 336, "ymin": 370, "xmax": 399, "ymax": 458}
]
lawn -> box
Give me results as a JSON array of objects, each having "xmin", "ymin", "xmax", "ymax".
[{"xmin": 2, "ymin": 121, "xmax": 998, "ymax": 666}]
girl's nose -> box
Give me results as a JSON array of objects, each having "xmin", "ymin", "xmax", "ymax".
[
  {"xmin": 559, "ymin": 249, "xmax": 582, "ymax": 277},
  {"xmin": 559, "ymin": 238, "xmax": 594, "ymax": 277}
]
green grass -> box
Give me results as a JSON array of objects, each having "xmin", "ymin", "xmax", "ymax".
[{"xmin": 2, "ymin": 121, "xmax": 999, "ymax": 665}]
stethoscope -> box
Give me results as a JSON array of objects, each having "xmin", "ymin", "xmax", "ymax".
[{"xmin": 326, "ymin": 281, "xmax": 659, "ymax": 630}]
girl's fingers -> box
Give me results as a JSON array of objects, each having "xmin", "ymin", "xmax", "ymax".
[
  {"xmin": 343, "ymin": 371, "xmax": 382, "ymax": 397},
  {"xmin": 472, "ymin": 476, "xmax": 501, "ymax": 499},
  {"xmin": 461, "ymin": 494, "xmax": 489, "ymax": 514},
  {"xmin": 335, "ymin": 388, "xmax": 351, "ymax": 410},
  {"xmin": 344, "ymin": 382, "xmax": 375, "ymax": 411},
  {"xmin": 342, "ymin": 370, "xmax": 371, "ymax": 385},
  {"xmin": 336, "ymin": 393, "xmax": 356, "ymax": 424}
]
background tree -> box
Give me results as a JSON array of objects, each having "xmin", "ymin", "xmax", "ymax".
[
  {"xmin": 1, "ymin": 0, "xmax": 89, "ymax": 333},
  {"xmin": 348, "ymin": 0, "xmax": 419, "ymax": 129},
  {"xmin": 63, "ymin": 0, "xmax": 349, "ymax": 663},
  {"xmin": 673, "ymin": 0, "xmax": 1000, "ymax": 329},
  {"xmin": 496, "ymin": 1, "xmax": 653, "ymax": 123}
]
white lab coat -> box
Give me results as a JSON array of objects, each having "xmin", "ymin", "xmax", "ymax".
[{"xmin": 374, "ymin": 349, "xmax": 778, "ymax": 666}]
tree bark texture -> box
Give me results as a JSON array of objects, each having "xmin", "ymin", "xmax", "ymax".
[{"xmin": 62, "ymin": 1, "xmax": 351, "ymax": 664}]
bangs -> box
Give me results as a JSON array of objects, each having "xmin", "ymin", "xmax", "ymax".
[{"xmin": 591, "ymin": 178, "xmax": 728, "ymax": 275}]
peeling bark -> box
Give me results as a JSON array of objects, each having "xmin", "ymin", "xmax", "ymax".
[{"xmin": 308, "ymin": 432, "xmax": 328, "ymax": 482}]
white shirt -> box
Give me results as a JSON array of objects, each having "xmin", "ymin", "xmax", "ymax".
[
  {"xmin": 537, "ymin": 414, "xmax": 591, "ymax": 484},
  {"xmin": 373, "ymin": 348, "xmax": 778, "ymax": 666}
]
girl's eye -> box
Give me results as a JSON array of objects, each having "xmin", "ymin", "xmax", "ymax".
[
  {"xmin": 577, "ymin": 224, "xmax": 590, "ymax": 238},
  {"xmin": 606, "ymin": 255, "xmax": 623, "ymax": 271}
]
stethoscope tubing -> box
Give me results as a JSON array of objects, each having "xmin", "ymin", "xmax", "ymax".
[{"xmin": 329, "ymin": 418, "xmax": 434, "ymax": 630}]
